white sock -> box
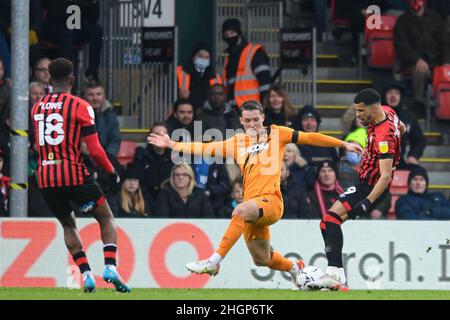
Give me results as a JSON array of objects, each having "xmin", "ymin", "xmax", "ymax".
[
  {"xmin": 289, "ymin": 260, "xmax": 300, "ymax": 276},
  {"xmin": 338, "ymin": 268, "xmax": 347, "ymax": 285},
  {"xmin": 207, "ymin": 253, "xmax": 223, "ymax": 267},
  {"xmin": 105, "ymin": 264, "xmax": 116, "ymax": 272},
  {"xmin": 82, "ymin": 271, "xmax": 93, "ymax": 281},
  {"xmin": 326, "ymin": 266, "xmax": 340, "ymax": 280}
]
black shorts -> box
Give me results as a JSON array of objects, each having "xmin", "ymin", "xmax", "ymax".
[
  {"xmin": 338, "ymin": 182, "xmax": 389, "ymax": 220},
  {"xmin": 40, "ymin": 176, "xmax": 105, "ymax": 218}
]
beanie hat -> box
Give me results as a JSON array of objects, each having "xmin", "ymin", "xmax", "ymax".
[
  {"xmin": 222, "ymin": 18, "xmax": 242, "ymax": 37},
  {"xmin": 407, "ymin": 165, "xmax": 429, "ymax": 187},
  {"xmin": 316, "ymin": 161, "xmax": 338, "ymax": 179},
  {"xmin": 298, "ymin": 105, "xmax": 321, "ymax": 130},
  {"xmin": 123, "ymin": 166, "xmax": 141, "ymax": 181}
]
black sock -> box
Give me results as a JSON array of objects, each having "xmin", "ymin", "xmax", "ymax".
[
  {"xmin": 324, "ymin": 212, "xmax": 344, "ymax": 268},
  {"xmin": 103, "ymin": 244, "xmax": 117, "ymax": 266},
  {"xmin": 72, "ymin": 251, "xmax": 91, "ymax": 274},
  {"xmin": 320, "ymin": 220, "xmax": 327, "ymax": 248}
]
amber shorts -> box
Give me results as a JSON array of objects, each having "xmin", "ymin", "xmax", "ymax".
[{"xmin": 243, "ymin": 193, "xmax": 283, "ymax": 242}]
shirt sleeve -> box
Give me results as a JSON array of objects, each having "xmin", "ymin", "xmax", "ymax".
[
  {"xmin": 173, "ymin": 135, "xmax": 238, "ymax": 160},
  {"xmin": 77, "ymin": 102, "xmax": 97, "ymax": 137},
  {"xmin": 376, "ymin": 134, "xmax": 397, "ymax": 159}
]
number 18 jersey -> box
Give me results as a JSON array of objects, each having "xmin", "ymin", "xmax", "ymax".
[{"xmin": 31, "ymin": 92, "xmax": 96, "ymax": 188}]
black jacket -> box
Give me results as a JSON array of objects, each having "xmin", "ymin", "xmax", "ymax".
[
  {"xmin": 224, "ymin": 39, "xmax": 271, "ymax": 104},
  {"xmin": 165, "ymin": 114, "xmax": 208, "ymax": 142},
  {"xmin": 131, "ymin": 145, "xmax": 174, "ymax": 201},
  {"xmin": 179, "ymin": 63, "xmax": 217, "ymax": 113},
  {"xmin": 394, "ymin": 8, "xmax": 450, "ymax": 69},
  {"xmin": 204, "ymin": 164, "xmax": 231, "ymax": 211},
  {"xmin": 263, "ymin": 108, "xmax": 290, "ymax": 127},
  {"xmin": 298, "ymin": 145, "xmax": 339, "ymax": 168},
  {"xmin": 281, "ymin": 173, "xmax": 310, "ymax": 219},
  {"xmin": 155, "ymin": 185, "xmax": 215, "ymax": 218},
  {"xmin": 0, "ymin": 0, "xmax": 43, "ymax": 33},
  {"xmin": 109, "ymin": 194, "xmax": 151, "ymax": 218},
  {"xmin": 199, "ymin": 102, "xmax": 242, "ymax": 138}
]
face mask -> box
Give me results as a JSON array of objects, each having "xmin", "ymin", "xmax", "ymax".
[
  {"xmin": 194, "ymin": 57, "xmax": 210, "ymax": 71},
  {"xmin": 346, "ymin": 151, "xmax": 362, "ymax": 166},
  {"xmin": 224, "ymin": 35, "xmax": 240, "ymax": 48}
]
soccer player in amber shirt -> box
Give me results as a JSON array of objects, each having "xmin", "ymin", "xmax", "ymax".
[
  {"xmin": 30, "ymin": 58, "xmax": 130, "ymax": 293},
  {"xmin": 308, "ymin": 89, "xmax": 405, "ymax": 291},
  {"xmin": 148, "ymin": 100, "xmax": 363, "ymax": 286}
]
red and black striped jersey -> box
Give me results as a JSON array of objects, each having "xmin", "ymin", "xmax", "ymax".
[
  {"xmin": 358, "ymin": 105, "xmax": 401, "ymax": 186},
  {"xmin": 30, "ymin": 92, "xmax": 97, "ymax": 188}
]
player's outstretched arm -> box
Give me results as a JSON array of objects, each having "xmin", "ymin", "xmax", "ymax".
[
  {"xmin": 147, "ymin": 133, "xmax": 231, "ymax": 157},
  {"xmin": 297, "ymin": 131, "xmax": 364, "ymax": 155}
]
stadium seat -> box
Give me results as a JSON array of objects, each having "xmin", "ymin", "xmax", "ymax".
[
  {"xmin": 364, "ymin": 15, "xmax": 397, "ymax": 69},
  {"xmin": 116, "ymin": 141, "xmax": 138, "ymax": 166},
  {"xmin": 390, "ymin": 170, "xmax": 410, "ymax": 195},
  {"xmin": 387, "ymin": 195, "xmax": 400, "ymax": 220},
  {"xmin": 330, "ymin": 0, "xmax": 350, "ymax": 27},
  {"xmin": 432, "ymin": 65, "xmax": 450, "ymax": 120}
]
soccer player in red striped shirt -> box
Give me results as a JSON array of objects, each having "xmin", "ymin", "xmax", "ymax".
[
  {"xmin": 30, "ymin": 58, "xmax": 130, "ymax": 293},
  {"xmin": 308, "ymin": 89, "xmax": 405, "ymax": 291}
]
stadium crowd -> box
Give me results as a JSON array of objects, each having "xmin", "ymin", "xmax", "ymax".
[{"xmin": 0, "ymin": 0, "xmax": 450, "ymax": 220}]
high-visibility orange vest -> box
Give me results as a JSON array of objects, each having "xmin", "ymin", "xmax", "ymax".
[
  {"xmin": 177, "ymin": 66, "xmax": 223, "ymax": 93},
  {"xmin": 224, "ymin": 43, "xmax": 262, "ymax": 107}
]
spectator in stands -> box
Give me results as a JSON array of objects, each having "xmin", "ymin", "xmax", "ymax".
[
  {"xmin": 133, "ymin": 122, "xmax": 173, "ymax": 203},
  {"xmin": 396, "ymin": 166, "xmax": 450, "ymax": 220},
  {"xmin": 284, "ymin": 143, "xmax": 315, "ymax": 191},
  {"xmin": 41, "ymin": 0, "xmax": 102, "ymax": 82},
  {"xmin": 302, "ymin": 161, "xmax": 344, "ymax": 219},
  {"xmin": 29, "ymin": 82, "xmax": 45, "ymax": 108},
  {"xmin": 109, "ymin": 166, "xmax": 151, "ymax": 218},
  {"xmin": 394, "ymin": 0, "xmax": 450, "ymax": 116},
  {"xmin": 177, "ymin": 42, "xmax": 222, "ymax": 116},
  {"xmin": 0, "ymin": 149, "xmax": 9, "ymax": 216},
  {"xmin": 0, "ymin": 106, "xmax": 10, "ymax": 176},
  {"xmin": 0, "ymin": 32, "xmax": 10, "ymax": 82},
  {"xmin": 0, "ymin": 56, "xmax": 9, "ymax": 121},
  {"xmin": 383, "ymin": 81, "xmax": 426, "ymax": 169},
  {"xmin": 262, "ymin": 84, "xmax": 298, "ymax": 127},
  {"xmin": 293, "ymin": 105, "xmax": 339, "ymax": 168},
  {"xmin": 193, "ymin": 162, "xmax": 231, "ymax": 213},
  {"xmin": 199, "ymin": 84, "xmax": 242, "ymax": 138},
  {"xmin": 165, "ymin": 99, "xmax": 197, "ymax": 141},
  {"xmin": 222, "ymin": 18, "xmax": 271, "ymax": 108},
  {"xmin": 0, "ymin": 0, "xmax": 43, "ymax": 70},
  {"xmin": 339, "ymin": 104, "xmax": 367, "ymax": 188},
  {"xmin": 84, "ymin": 81, "xmax": 121, "ymax": 157},
  {"xmin": 339, "ymin": 139, "xmax": 363, "ymax": 189},
  {"xmin": 32, "ymin": 57, "xmax": 52, "ymax": 93},
  {"xmin": 155, "ymin": 163, "xmax": 215, "ymax": 218},
  {"xmin": 218, "ymin": 179, "xmax": 243, "ymax": 218},
  {"xmin": 281, "ymin": 161, "xmax": 311, "ymax": 219}
]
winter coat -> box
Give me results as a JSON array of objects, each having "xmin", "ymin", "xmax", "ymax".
[
  {"xmin": 199, "ymin": 102, "xmax": 242, "ymax": 138},
  {"xmin": 281, "ymin": 173, "xmax": 310, "ymax": 219},
  {"xmin": 95, "ymin": 99, "xmax": 121, "ymax": 157},
  {"xmin": 395, "ymin": 191, "xmax": 450, "ymax": 220},
  {"xmin": 155, "ymin": 185, "xmax": 215, "ymax": 218},
  {"xmin": 394, "ymin": 8, "xmax": 450, "ymax": 69}
]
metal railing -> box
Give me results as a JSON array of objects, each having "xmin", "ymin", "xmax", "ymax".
[
  {"xmin": 214, "ymin": 0, "xmax": 316, "ymax": 108},
  {"xmin": 91, "ymin": 0, "xmax": 176, "ymax": 128}
]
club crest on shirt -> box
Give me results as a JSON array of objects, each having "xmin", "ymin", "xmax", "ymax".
[{"xmin": 379, "ymin": 141, "xmax": 389, "ymax": 154}]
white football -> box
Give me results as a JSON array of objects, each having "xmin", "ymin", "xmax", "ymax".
[{"xmin": 296, "ymin": 266, "xmax": 324, "ymax": 291}]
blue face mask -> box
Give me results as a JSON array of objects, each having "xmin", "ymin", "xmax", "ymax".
[
  {"xmin": 194, "ymin": 57, "xmax": 210, "ymax": 71},
  {"xmin": 346, "ymin": 151, "xmax": 362, "ymax": 165}
]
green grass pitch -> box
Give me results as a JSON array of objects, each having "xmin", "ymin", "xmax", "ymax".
[{"xmin": 1, "ymin": 288, "xmax": 449, "ymax": 300}]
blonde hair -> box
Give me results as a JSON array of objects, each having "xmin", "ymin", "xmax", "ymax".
[
  {"xmin": 120, "ymin": 180, "xmax": 147, "ymax": 217},
  {"xmin": 285, "ymin": 143, "xmax": 307, "ymax": 168},
  {"xmin": 170, "ymin": 163, "xmax": 196, "ymax": 195},
  {"xmin": 263, "ymin": 85, "xmax": 297, "ymax": 121}
]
